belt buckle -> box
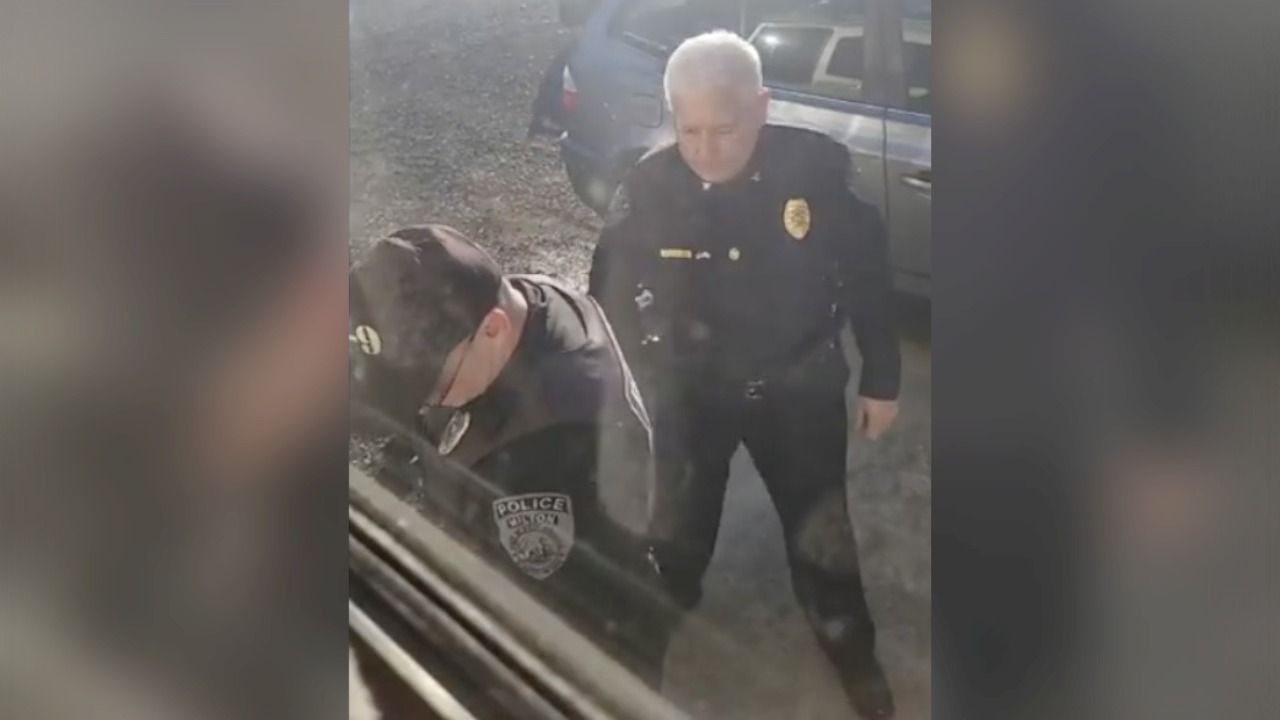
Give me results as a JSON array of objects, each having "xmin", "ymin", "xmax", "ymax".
[{"xmin": 743, "ymin": 380, "xmax": 766, "ymax": 400}]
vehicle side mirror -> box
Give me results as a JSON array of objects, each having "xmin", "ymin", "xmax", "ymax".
[{"xmin": 558, "ymin": 0, "xmax": 596, "ymax": 27}]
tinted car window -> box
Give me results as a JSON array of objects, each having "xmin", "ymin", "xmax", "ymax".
[
  {"xmin": 826, "ymin": 35, "xmax": 864, "ymax": 80},
  {"xmin": 751, "ymin": 26, "xmax": 833, "ymax": 86},
  {"xmin": 745, "ymin": 0, "xmax": 871, "ymax": 102}
]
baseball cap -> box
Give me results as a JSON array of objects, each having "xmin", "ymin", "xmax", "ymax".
[{"xmin": 349, "ymin": 225, "xmax": 502, "ymax": 433}]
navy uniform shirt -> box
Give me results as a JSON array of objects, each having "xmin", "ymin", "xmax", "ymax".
[
  {"xmin": 589, "ymin": 124, "xmax": 901, "ymax": 400},
  {"xmin": 380, "ymin": 276, "xmax": 668, "ymax": 676}
]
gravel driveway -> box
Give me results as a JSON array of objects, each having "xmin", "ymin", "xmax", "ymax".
[
  {"xmin": 350, "ymin": 1, "xmax": 931, "ymax": 717},
  {"xmin": 351, "ymin": 0, "xmax": 595, "ymax": 275}
]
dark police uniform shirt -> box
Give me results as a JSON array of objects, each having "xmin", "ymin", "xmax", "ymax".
[
  {"xmin": 589, "ymin": 124, "xmax": 902, "ymax": 401},
  {"xmin": 405, "ymin": 275, "xmax": 666, "ymax": 671}
]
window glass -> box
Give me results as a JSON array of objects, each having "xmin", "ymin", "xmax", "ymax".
[
  {"xmin": 750, "ymin": 26, "xmax": 833, "ymax": 86},
  {"xmin": 744, "ymin": 0, "xmax": 871, "ymax": 102},
  {"xmin": 826, "ymin": 36, "xmax": 865, "ymax": 80}
]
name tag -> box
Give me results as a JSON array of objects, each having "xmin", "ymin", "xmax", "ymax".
[{"xmin": 659, "ymin": 248, "xmax": 693, "ymax": 259}]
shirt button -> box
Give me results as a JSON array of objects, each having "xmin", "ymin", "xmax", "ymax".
[{"xmin": 729, "ymin": 248, "xmax": 741, "ymax": 261}]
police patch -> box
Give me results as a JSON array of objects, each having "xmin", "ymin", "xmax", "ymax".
[
  {"xmin": 437, "ymin": 410, "xmax": 470, "ymax": 455},
  {"xmin": 784, "ymin": 198, "xmax": 811, "ymax": 240},
  {"xmin": 492, "ymin": 493, "xmax": 574, "ymax": 580}
]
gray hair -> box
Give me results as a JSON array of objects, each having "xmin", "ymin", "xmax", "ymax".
[{"xmin": 663, "ymin": 30, "xmax": 764, "ymax": 108}]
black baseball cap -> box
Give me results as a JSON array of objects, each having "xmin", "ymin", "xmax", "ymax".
[{"xmin": 349, "ymin": 225, "xmax": 502, "ymax": 434}]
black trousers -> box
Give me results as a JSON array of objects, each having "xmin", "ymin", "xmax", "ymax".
[{"xmin": 649, "ymin": 380, "xmax": 880, "ymax": 672}]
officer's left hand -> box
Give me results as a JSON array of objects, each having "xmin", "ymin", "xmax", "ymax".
[{"xmin": 856, "ymin": 398, "xmax": 899, "ymax": 440}]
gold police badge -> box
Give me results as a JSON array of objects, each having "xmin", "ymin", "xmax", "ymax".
[
  {"xmin": 783, "ymin": 198, "xmax": 811, "ymax": 240},
  {"xmin": 438, "ymin": 410, "xmax": 471, "ymax": 455}
]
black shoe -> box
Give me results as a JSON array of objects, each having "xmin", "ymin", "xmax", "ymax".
[{"xmin": 840, "ymin": 657, "xmax": 895, "ymax": 719}]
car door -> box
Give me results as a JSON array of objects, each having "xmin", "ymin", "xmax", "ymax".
[
  {"xmin": 743, "ymin": 0, "xmax": 890, "ymax": 256},
  {"xmin": 880, "ymin": 0, "xmax": 932, "ymax": 295}
]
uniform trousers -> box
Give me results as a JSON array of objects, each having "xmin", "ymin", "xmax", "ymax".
[{"xmin": 649, "ymin": 378, "xmax": 880, "ymax": 672}]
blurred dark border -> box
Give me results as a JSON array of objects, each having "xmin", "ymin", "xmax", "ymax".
[
  {"xmin": 0, "ymin": 2, "xmax": 350, "ymax": 719},
  {"xmin": 932, "ymin": 0, "xmax": 1277, "ymax": 718}
]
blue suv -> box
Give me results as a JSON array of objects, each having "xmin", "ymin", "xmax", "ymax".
[{"xmin": 531, "ymin": 0, "xmax": 932, "ymax": 296}]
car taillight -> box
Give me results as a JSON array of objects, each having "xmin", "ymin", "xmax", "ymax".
[{"xmin": 562, "ymin": 65, "xmax": 579, "ymax": 115}]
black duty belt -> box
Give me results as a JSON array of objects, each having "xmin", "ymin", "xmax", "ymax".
[{"xmin": 708, "ymin": 312, "xmax": 846, "ymax": 401}]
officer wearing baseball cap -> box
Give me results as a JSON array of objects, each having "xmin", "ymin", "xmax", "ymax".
[
  {"xmin": 349, "ymin": 224, "xmax": 677, "ymax": 688},
  {"xmin": 348, "ymin": 224, "xmax": 507, "ymax": 437}
]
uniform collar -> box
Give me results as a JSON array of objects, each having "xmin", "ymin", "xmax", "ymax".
[{"xmin": 686, "ymin": 127, "xmax": 772, "ymax": 193}]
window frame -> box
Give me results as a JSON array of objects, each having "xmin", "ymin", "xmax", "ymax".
[
  {"xmin": 881, "ymin": 0, "xmax": 932, "ymax": 117},
  {"xmin": 350, "ymin": 465, "xmax": 690, "ymax": 720}
]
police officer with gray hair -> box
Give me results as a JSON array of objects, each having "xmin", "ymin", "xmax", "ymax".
[
  {"xmin": 589, "ymin": 31, "xmax": 901, "ymax": 718},
  {"xmin": 349, "ymin": 224, "xmax": 679, "ymax": 689}
]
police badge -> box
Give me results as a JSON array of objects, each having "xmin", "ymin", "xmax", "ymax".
[
  {"xmin": 437, "ymin": 410, "xmax": 470, "ymax": 455},
  {"xmin": 783, "ymin": 198, "xmax": 811, "ymax": 240},
  {"xmin": 492, "ymin": 493, "xmax": 575, "ymax": 580}
]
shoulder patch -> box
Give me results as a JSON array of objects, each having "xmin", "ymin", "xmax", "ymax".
[{"xmin": 493, "ymin": 493, "xmax": 575, "ymax": 580}]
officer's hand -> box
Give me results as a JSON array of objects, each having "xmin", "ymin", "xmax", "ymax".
[{"xmin": 856, "ymin": 397, "xmax": 899, "ymax": 440}]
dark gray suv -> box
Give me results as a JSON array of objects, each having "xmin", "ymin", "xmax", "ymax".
[{"xmin": 532, "ymin": 0, "xmax": 932, "ymax": 296}]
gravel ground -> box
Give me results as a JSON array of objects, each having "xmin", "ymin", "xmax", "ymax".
[
  {"xmin": 350, "ymin": 1, "xmax": 931, "ymax": 717},
  {"xmin": 349, "ymin": 0, "xmax": 592, "ymax": 468},
  {"xmin": 350, "ymin": 0, "xmax": 595, "ymax": 275}
]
